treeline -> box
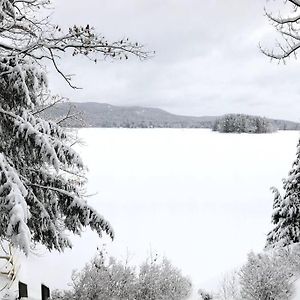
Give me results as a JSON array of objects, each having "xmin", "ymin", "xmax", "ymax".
[
  {"xmin": 213, "ymin": 114, "xmax": 276, "ymax": 133},
  {"xmin": 98, "ymin": 120, "xmax": 213, "ymax": 128},
  {"xmin": 52, "ymin": 251, "xmax": 192, "ymax": 300}
]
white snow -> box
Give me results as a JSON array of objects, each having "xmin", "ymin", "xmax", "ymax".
[
  {"xmin": 291, "ymin": 278, "xmax": 300, "ymax": 300},
  {"xmin": 8, "ymin": 128, "xmax": 300, "ymax": 299}
]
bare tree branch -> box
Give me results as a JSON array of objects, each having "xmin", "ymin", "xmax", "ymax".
[{"xmin": 262, "ymin": 0, "xmax": 300, "ymax": 61}]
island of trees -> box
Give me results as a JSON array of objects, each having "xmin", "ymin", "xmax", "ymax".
[{"xmin": 212, "ymin": 114, "xmax": 276, "ymax": 133}]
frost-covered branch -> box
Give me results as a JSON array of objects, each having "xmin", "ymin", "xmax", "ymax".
[
  {"xmin": 0, "ymin": 153, "xmax": 30, "ymax": 254},
  {"xmin": 262, "ymin": 0, "xmax": 300, "ymax": 61},
  {"xmin": 25, "ymin": 181, "xmax": 114, "ymax": 239},
  {"xmin": 0, "ymin": 0, "xmax": 152, "ymax": 88}
]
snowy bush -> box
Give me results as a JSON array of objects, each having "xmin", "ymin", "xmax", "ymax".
[
  {"xmin": 136, "ymin": 255, "xmax": 192, "ymax": 300},
  {"xmin": 0, "ymin": 0, "xmax": 149, "ymax": 254},
  {"xmin": 52, "ymin": 251, "xmax": 192, "ymax": 300},
  {"xmin": 213, "ymin": 114, "xmax": 275, "ymax": 133},
  {"xmin": 239, "ymin": 251, "xmax": 294, "ymax": 300}
]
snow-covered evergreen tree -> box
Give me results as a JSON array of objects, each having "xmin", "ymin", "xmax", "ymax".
[
  {"xmin": 266, "ymin": 140, "xmax": 300, "ymax": 248},
  {"xmin": 0, "ymin": 0, "xmax": 150, "ymax": 254}
]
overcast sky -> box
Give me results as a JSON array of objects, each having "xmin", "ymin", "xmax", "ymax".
[{"xmin": 48, "ymin": 0, "xmax": 300, "ymax": 121}]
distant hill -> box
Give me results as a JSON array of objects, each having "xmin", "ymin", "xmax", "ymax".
[{"xmin": 40, "ymin": 102, "xmax": 300, "ymax": 130}]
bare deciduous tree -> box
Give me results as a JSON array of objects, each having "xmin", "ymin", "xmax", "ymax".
[
  {"xmin": 217, "ymin": 271, "xmax": 241, "ymax": 300},
  {"xmin": 0, "ymin": 0, "xmax": 151, "ymax": 88},
  {"xmin": 261, "ymin": 0, "xmax": 300, "ymax": 61}
]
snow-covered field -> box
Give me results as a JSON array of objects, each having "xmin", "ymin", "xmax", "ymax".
[{"xmin": 15, "ymin": 129, "xmax": 300, "ymax": 298}]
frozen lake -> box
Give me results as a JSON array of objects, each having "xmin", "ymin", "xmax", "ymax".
[{"xmin": 21, "ymin": 128, "xmax": 300, "ymax": 298}]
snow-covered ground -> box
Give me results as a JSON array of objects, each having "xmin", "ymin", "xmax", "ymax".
[
  {"xmin": 9, "ymin": 128, "xmax": 300, "ymax": 299},
  {"xmin": 292, "ymin": 278, "xmax": 300, "ymax": 300}
]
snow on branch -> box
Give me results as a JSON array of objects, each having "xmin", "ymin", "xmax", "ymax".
[
  {"xmin": 0, "ymin": 108, "xmax": 83, "ymax": 171},
  {"xmin": 0, "ymin": 57, "xmax": 48, "ymax": 109},
  {"xmin": 0, "ymin": 153, "xmax": 31, "ymax": 254},
  {"xmin": 0, "ymin": 103, "xmax": 114, "ymax": 252},
  {"xmin": 26, "ymin": 181, "xmax": 114, "ymax": 240}
]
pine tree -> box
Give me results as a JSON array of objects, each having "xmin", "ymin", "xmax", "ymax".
[
  {"xmin": 267, "ymin": 140, "xmax": 300, "ymax": 248},
  {"xmin": 0, "ymin": 0, "xmax": 150, "ymax": 254}
]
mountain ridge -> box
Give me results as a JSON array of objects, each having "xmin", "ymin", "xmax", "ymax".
[{"xmin": 41, "ymin": 102, "xmax": 300, "ymax": 130}]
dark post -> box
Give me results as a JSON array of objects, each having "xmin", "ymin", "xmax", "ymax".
[
  {"xmin": 41, "ymin": 284, "xmax": 50, "ymax": 300},
  {"xmin": 18, "ymin": 281, "xmax": 28, "ymax": 299}
]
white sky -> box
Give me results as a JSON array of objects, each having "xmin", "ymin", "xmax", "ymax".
[{"xmin": 47, "ymin": 0, "xmax": 300, "ymax": 122}]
